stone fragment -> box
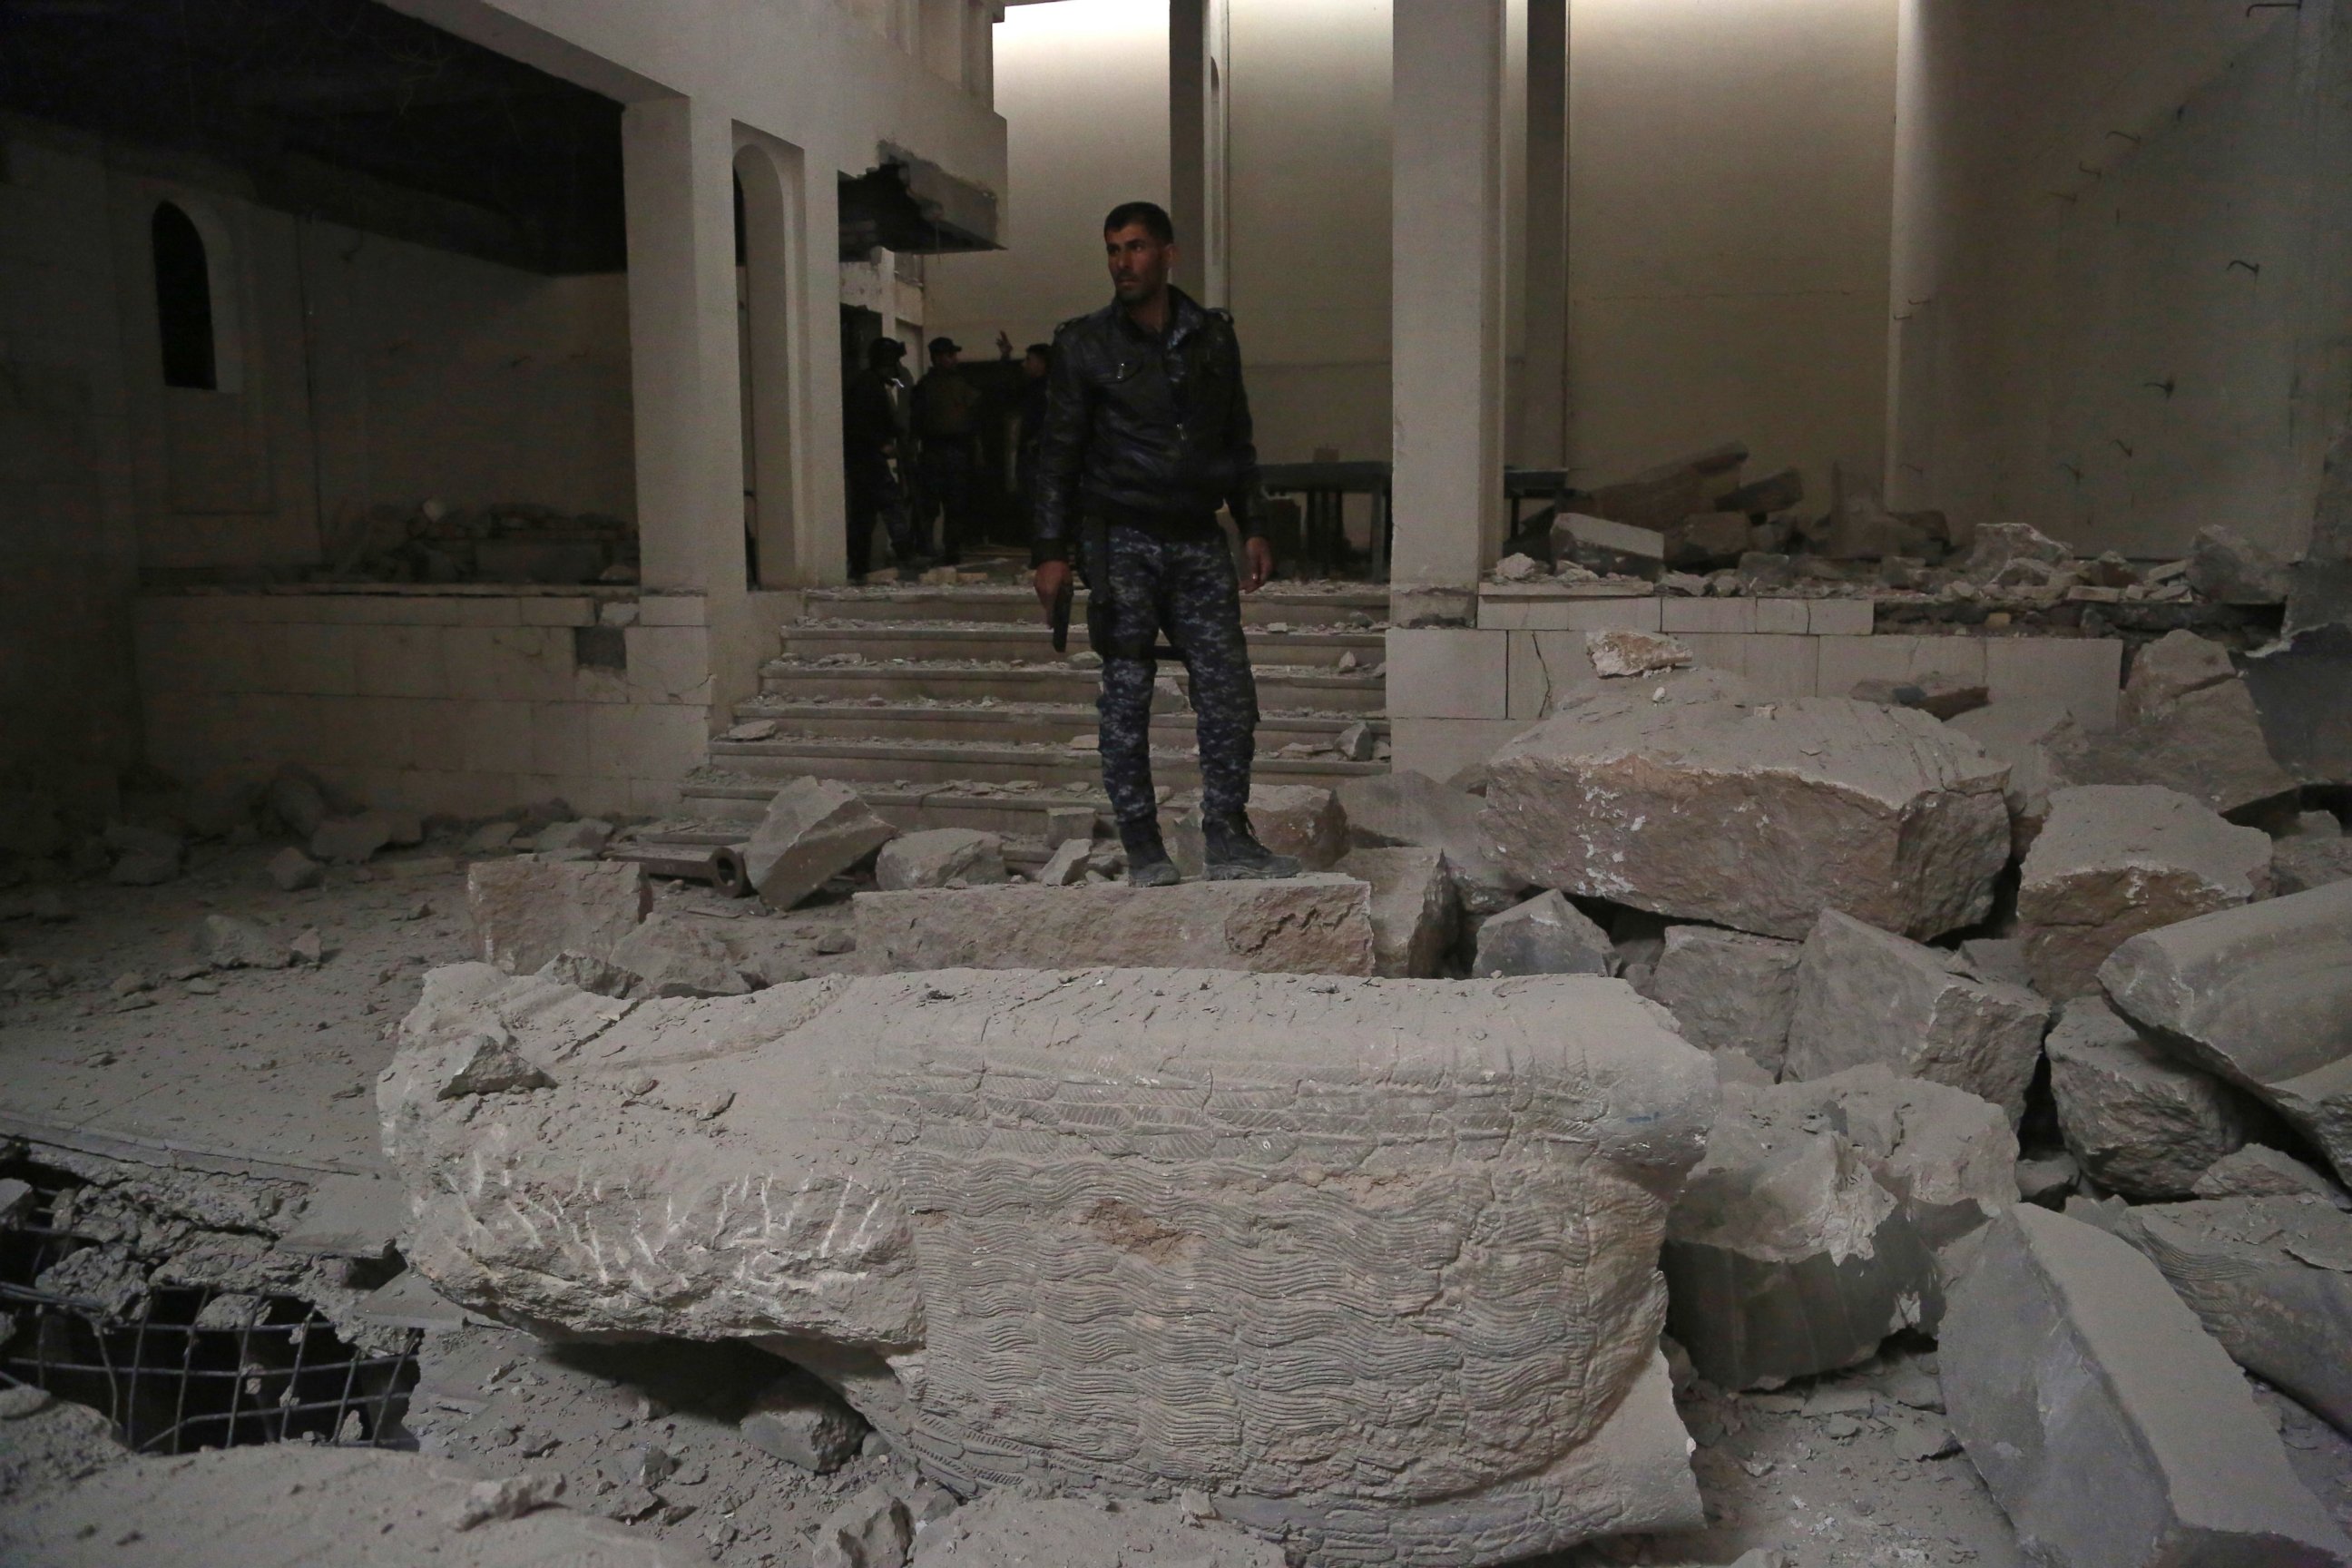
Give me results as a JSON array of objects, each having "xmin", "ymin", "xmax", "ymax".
[
  {"xmin": 2017, "ymin": 785, "xmax": 2271, "ymax": 998},
  {"xmin": 465, "ymin": 859, "xmax": 650, "ymax": 975},
  {"xmin": 608, "ymin": 912, "xmax": 753, "ymax": 998},
  {"xmin": 1959, "ymin": 520, "xmax": 2070, "ymax": 579},
  {"xmin": 267, "ymin": 847, "xmax": 324, "ymax": 892},
  {"xmin": 383, "ymin": 965, "xmax": 1717, "ymax": 1565},
  {"xmin": 2053, "ymin": 632, "xmax": 2298, "ymax": 815},
  {"xmin": 193, "ymin": 914, "xmax": 290, "ymax": 970},
  {"xmin": 462, "ymin": 821, "xmax": 519, "ymax": 855},
  {"xmin": 279, "ymin": 1172, "xmax": 405, "ymax": 1260},
  {"xmin": 536, "ymin": 951, "xmax": 634, "ymax": 996},
  {"xmin": 2044, "ymin": 996, "xmax": 2260, "ymax": 1199},
  {"xmin": 309, "ymin": 810, "xmax": 404, "ymax": 866},
  {"xmin": 107, "ymin": 848, "xmax": 181, "ymax": 886},
  {"xmin": 1483, "ymin": 694, "xmax": 2011, "ymax": 941},
  {"xmin": 1334, "ymin": 847, "xmax": 1456, "ymax": 978},
  {"xmin": 0, "ymin": 1177, "xmax": 34, "ymax": 1225},
  {"xmin": 2243, "ymin": 624, "xmax": 2352, "ymax": 786},
  {"xmin": 1946, "ymin": 699, "xmax": 2069, "ymax": 858},
  {"xmin": 2128, "ymin": 1196, "xmax": 2352, "ymax": 1436},
  {"xmin": 1471, "ymin": 889, "xmax": 1612, "ymax": 977},
  {"xmin": 0, "ymin": 1446, "xmax": 700, "ymax": 1568},
  {"xmin": 2102, "ymin": 881, "xmax": 2352, "ymax": 1185},
  {"xmin": 1035, "ymin": 838, "xmax": 1091, "ymax": 887},
  {"xmin": 532, "ymin": 818, "xmax": 613, "ymax": 856},
  {"xmin": 1168, "ymin": 784, "xmax": 1348, "ymax": 877},
  {"xmin": 2194, "ymin": 1145, "xmax": 2352, "ymax": 1209},
  {"xmin": 740, "ymin": 1371, "xmax": 868, "ymax": 1475},
  {"xmin": 1784, "ymin": 910, "xmax": 2050, "ymax": 1122},
  {"xmin": 913, "ymin": 1493, "xmax": 1289, "ymax": 1568},
  {"xmin": 289, "ymin": 927, "xmax": 326, "ymax": 965},
  {"xmin": 2187, "ymin": 524, "xmax": 2292, "ymax": 605},
  {"xmin": 2275, "ymin": 835, "xmax": 2352, "ymax": 895},
  {"xmin": 875, "ymin": 828, "xmax": 1007, "ymax": 892},
  {"xmin": 741, "ymin": 779, "xmax": 897, "ymax": 909},
  {"xmin": 856, "ymin": 878, "xmax": 1377, "ymax": 977},
  {"xmin": 1953, "ymin": 936, "xmax": 2034, "ymax": 990},
  {"xmin": 1553, "ymin": 512, "xmax": 1666, "ymax": 576},
  {"xmin": 1941, "ymin": 1204, "xmax": 2352, "ymax": 1568},
  {"xmin": 1334, "ymin": 720, "xmax": 1377, "ymax": 761},
  {"xmin": 1585, "ymin": 629, "xmax": 1691, "ymax": 679},
  {"xmin": 2015, "ymin": 1152, "xmax": 2080, "ymax": 1203},
  {"xmin": 436, "ymin": 1033, "xmax": 554, "ymax": 1098},
  {"xmin": 1650, "ymin": 926, "xmax": 1802, "ymax": 1073},
  {"xmin": 813, "ymin": 1485, "xmax": 913, "ymax": 1568},
  {"xmin": 1663, "ymin": 1066, "xmax": 2014, "ymax": 1389},
  {"xmin": 264, "ymin": 767, "xmax": 330, "ymax": 838},
  {"xmin": 1847, "ymin": 674, "xmax": 1988, "ymax": 720},
  {"xmin": 1334, "ymin": 771, "xmax": 1524, "ymax": 916}
]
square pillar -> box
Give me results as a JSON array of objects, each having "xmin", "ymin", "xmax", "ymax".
[
  {"xmin": 1171, "ymin": 0, "xmax": 1230, "ymax": 307},
  {"xmin": 1391, "ymin": 0, "xmax": 1505, "ymax": 622},
  {"xmin": 623, "ymin": 96, "xmax": 747, "ymax": 594},
  {"xmin": 1518, "ymin": 0, "xmax": 1570, "ymax": 469}
]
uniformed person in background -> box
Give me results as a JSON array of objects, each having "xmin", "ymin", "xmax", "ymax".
[
  {"xmin": 911, "ymin": 335, "xmax": 982, "ymax": 566},
  {"xmin": 1028, "ymin": 201, "xmax": 1297, "ymax": 886}
]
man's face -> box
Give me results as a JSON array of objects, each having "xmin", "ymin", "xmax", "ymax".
[
  {"xmin": 1024, "ymin": 351, "xmax": 1049, "ymax": 381},
  {"xmin": 1106, "ymin": 222, "xmax": 1174, "ymax": 306},
  {"xmin": 932, "ymin": 348, "xmax": 959, "ymax": 372}
]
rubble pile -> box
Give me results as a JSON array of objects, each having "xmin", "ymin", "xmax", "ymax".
[{"xmin": 324, "ymin": 498, "xmax": 638, "ymax": 586}]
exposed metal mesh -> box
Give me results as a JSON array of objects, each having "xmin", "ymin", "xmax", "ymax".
[{"xmin": 0, "ymin": 1168, "xmax": 422, "ymax": 1455}]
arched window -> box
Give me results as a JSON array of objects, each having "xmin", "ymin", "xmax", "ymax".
[{"xmin": 152, "ymin": 201, "xmax": 217, "ymax": 390}]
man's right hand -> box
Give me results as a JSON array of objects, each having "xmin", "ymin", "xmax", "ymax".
[{"xmin": 1034, "ymin": 558, "xmax": 1073, "ymax": 615}]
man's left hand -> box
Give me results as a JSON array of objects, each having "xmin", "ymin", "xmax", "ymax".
[{"xmin": 1242, "ymin": 536, "xmax": 1273, "ymax": 593}]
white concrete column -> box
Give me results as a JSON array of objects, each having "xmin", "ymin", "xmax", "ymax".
[
  {"xmin": 1170, "ymin": 0, "xmax": 1230, "ymax": 306},
  {"xmin": 1518, "ymin": 0, "xmax": 1570, "ymax": 468},
  {"xmin": 1391, "ymin": 0, "xmax": 1505, "ymax": 618},
  {"xmin": 622, "ymin": 96, "xmax": 747, "ymax": 594}
]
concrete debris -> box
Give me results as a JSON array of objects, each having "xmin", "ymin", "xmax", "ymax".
[
  {"xmin": 1334, "ymin": 720, "xmax": 1377, "ymax": 760},
  {"xmin": 1784, "ymin": 910, "xmax": 2051, "ymax": 1123},
  {"xmin": 812, "ymin": 1485, "xmax": 914, "ymax": 1568},
  {"xmin": 279, "ymin": 1172, "xmax": 405, "ymax": 1259},
  {"xmin": 2101, "ymin": 880, "xmax": 2352, "ymax": 1185},
  {"xmin": 2194, "ymin": 1145, "xmax": 2352, "ymax": 1209},
  {"xmin": 1471, "ymin": 888, "xmax": 1613, "ymax": 977},
  {"xmin": 1847, "ymin": 673, "xmax": 1987, "ymax": 720},
  {"xmin": 740, "ymin": 1370, "xmax": 869, "ymax": 1475},
  {"xmin": 267, "ymin": 846, "xmax": 324, "ymax": 891},
  {"xmin": 742, "ymin": 778, "xmax": 897, "ymax": 909},
  {"xmin": 1585, "ymin": 629, "xmax": 1692, "ymax": 678},
  {"xmin": 1553, "ymin": 512, "xmax": 1667, "ymax": 577},
  {"xmin": 0, "ymin": 1446, "xmax": 705, "ymax": 1567},
  {"xmin": 2044, "ymin": 996, "xmax": 2261, "ymax": 1199},
  {"xmin": 465, "ymin": 859, "xmax": 650, "ymax": 975},
  {"xmin": 436, "ymin": 1033, "xmax": 555, "ymax": 1099},
  {"xmin": 608, "ymin": 910, "xmax": 754, "ymax": 998},
  {"xmin": 912, "ymin": 1493, "xmax": 1287, "ymax": 1568},
  {"xmin": 2016, "ymin": 785, "xmax": 2271, "ymax": 998},
  {"xmin": 310, "ymin": 810, "xmax": 402, "ymax": 866},
  {"xmin": 0, "ymin": 1177, "xmax": 33, "ymax": 1225},
  {"xmin": 103, "ymin": 823, "xmax": 183, "ymax": 886},
  {"xmin": 876, "ymin": 828, "xmax": 1007, "ymax": 891},
  {"xmin": 1953, "ymin": 936, "xmax": 2034, "ymax": 990},
  {"xmin": 1334, "ymin": 847, "xmax": 1456, "ymax": 978},
  {"xmin": 532, "ymin": 818, "xmax": 614, "ymax": 856},
  {"xmin": 1960, "ymin": 521, "xmax": 2070, "ymax": 578},
  {"xmin": 2187, "ymin": 524, "xmax": 2293, "ymax": 606},
  {"xmin": 536, "ymin": 950, "xmax": 635, "ymax": 997},
  {"xmin": 1649, "ymin": 925, "xmax": 1802, "ymax": 1073},
  {"xmin": 2015, "ymin": 1152, "xmax": 2080, "ymax": 1203},
  {"xmin": 855, "ymin": 877, "xmax": 1377, "ymax": 977},
  {"xmin": 2052, "ymin": 631, "xmax": 2298, "ymax": 816},
  {"xmin": 289, "ymin": 926, "xmax": 326, "ymax": 965},
  {"xmin": 1941, "ymin": 1204, "xmax": 2352, "ymax": 1568},
  {"xmin": 1494, "ymin": 552, "xmax": 1544, "ymax": 583},
  {"xmin": 1483, "ymin": 693, "xmax": 2011, "ymax": 941},
  {"xmin": 1036, "ymin": 837, "xmax": 1092, "ymax": 887},
  {"xmin": 1333, "ymin": 771, "xmax": 1524, "ymax": 916},
  {"xmin": 384, "ymin": 965, "xmax": 1715, "ymax": 1565},
  {"xmin": 1663, "ymin": 1065, "xmax": 2014, "ymax": 1389},
  {"xmin": 1169, "ymin": 784, "xmax": 1348, "ymax": 877},
  {"xmin": 193, "ymin": 912, "xmax": 292, "ymax": 970},
  {"xmin": 2275, "ymin": 834, "xmax": 2352, "ymax": 896},
  {"xmin": 2104, "ymin": 1194, "xmax": 2352, "ymax": 1435},
  {"xmin": 2243, "ymin": 624, "xmax": 2352, "ymax": 786},
  {"xmin": 463, "ymin": 821, "xmax": 520, "ymax": 855},
  {"xmin": 1946, "ymin": 698, "xmax": 2069, "ymax": 858},
  {"xmin": 264, "ymin": 766, "xmax": 331, "ymax": 839}
]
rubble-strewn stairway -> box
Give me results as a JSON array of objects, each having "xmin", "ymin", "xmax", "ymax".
[{"xmin": 670, "ymin": 583, "xmax": 1391, "ymax": 850}]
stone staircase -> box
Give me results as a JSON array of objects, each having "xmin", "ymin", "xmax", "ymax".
[{"xmin": 662, "ymin": 583, "xmax": 1392, "ymax": 858}]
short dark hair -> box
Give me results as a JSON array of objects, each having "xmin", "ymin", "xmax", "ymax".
[
  {"xmin": 1103, "ymin": 201, "xmax": 1175, "ymax": 244},
  {"xmin": 1024, "ymin": 342, "xmax": 1052, "ymax": 363},
  {"xmin": 864, "ymin": 338, "xmax": 906, "ymax": 369}
]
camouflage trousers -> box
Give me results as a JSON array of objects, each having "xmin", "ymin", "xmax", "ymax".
[{"xmin": 1092, "ymin": 524, "xmax": 1259, "ymax": 826}]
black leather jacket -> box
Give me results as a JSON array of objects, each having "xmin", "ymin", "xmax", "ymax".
[{"xmin": 1030, "ymin": 287, "xmax": 1268, "ymax": 564}]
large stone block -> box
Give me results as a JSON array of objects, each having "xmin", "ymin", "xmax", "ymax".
[
  {"xmin": 2105, "ymin": 1195, "xmax": 2352, "ymax": 1436},
  {"xmin": 2101, "ymin": 881, "xmax": 2352, "ymax": 1186},
  {"xmin": 2053, "ymin": 632, "xmax": 2298, "ymax": 816},
  {"xmin": 1650, "ymin": 926, "xmax": 1801, "ymax": 1073},
  {"xmin": 1482, "ymin": 694, "xmax": 2010, "ymax": 940},
  {"xmin": 1471, "ymin": 889, "xmax": 1612, "ymax": 978},
  {"xmin": 1663, "ymin": 1066, "xmax": 2014, "ymax": 1389},
  {"xmin": 1942, "ymin": 1205, "xmax": 2350, "ymax": 1568},
  {"xmin": 875, "ymin": 828, "xmax": 1007, "ymax": 892},
  {"xmin": 1334, "ymin": 772, "xmax": 1524, "ymax": 916},
  {"xmin": 1946, "ymin": 699, "xmax": 2068, "ymax": 858},
  {"xmin": 463, "ymin": 858, "xmax": 649, "ymax": 975},
  {"xmin": 1784, "ymin": 910, "xmax": 2051, "ymax": 1123},
  {"xmin": 1169, "ymin": 785, "xmax": 1348, "ymax": 877},
  {"xmin": 2017, "ymin": 786, "xmax": 2270, "ymax": 999},
  {"xmin": 742, "ymin": 778, "xmax": 897, "ymax": 910},
  {"xmin": 1334, "ymin": 847, "xmax": 1456, "ymax": 978},
  {"xmin": 854, "ymin": 877, "xmax": 1378, "ymax": 977},
  {"xmin": 383, "ymin": 965, "xmax": 1717, "ymax": 1566},
  {"xmin": 2044, "ymin": 996, "xmax": 2260, "ymax": 1200}
]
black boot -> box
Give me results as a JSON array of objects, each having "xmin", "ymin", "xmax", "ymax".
[
  {"xmin": 1119, "ymin": 818, "xmax": 1181, "ymax": 887},
  {"xmin": 1201, "ymin": 812, "xmax": 1300, "ymax": 880}
]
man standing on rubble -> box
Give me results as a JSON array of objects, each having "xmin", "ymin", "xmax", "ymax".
[{"xmin": 1029, "ymin": 201, "xmax": 1296, "ymax": 886}]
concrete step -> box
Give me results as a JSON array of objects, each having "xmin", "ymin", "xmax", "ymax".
[
  {"xmin": 696, "ymin": 737, "xmax": 1389, "ymax": 790},
  {"xmin": 800, "ymin": 584, "xmax": 1387, "ymax": 629},
  {"xmin": 756, "ymin": 659, "xmax": 1387, "ymax": 714},
  {"xmin": 778, "ymin": 622, "xmax": 1383, "ymax": 669},
  {"xmin": 724, "ymin": 700, "xmax": 1387, "ymax": 750}
]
